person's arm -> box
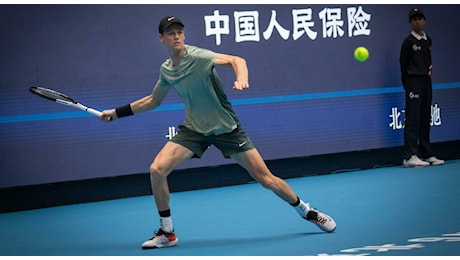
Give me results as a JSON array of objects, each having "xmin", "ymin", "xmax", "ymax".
[
  {"xmin": 100, "ymin": 82, "xmax": 170, "ymax": 122},
  {"xmin": 399, "ymin": 40, "xmax": 409, "ymax": 90},
  {"xmin": 213, "ymin": 53, "xmax": 249, "ymax": 91}
]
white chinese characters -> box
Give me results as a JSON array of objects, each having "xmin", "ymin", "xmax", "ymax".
[
  {"xmin": 389, "ymin": 104, "xmax": 442, "ymax": 130},
  {"xmin": 204, "ymin": 6, "xmax": 372, "ymax": 45}
]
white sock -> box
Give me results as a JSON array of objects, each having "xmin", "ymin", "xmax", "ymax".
[
  {"xmin": 294, "ymin": 200, "xmax": 311, "ymax": 218},
  {"xmin": 160, "ymin": 216, "xmax": 173, "ymax": 233}
]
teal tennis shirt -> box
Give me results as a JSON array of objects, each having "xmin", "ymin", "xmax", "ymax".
[{"xmin": 157, "ymin": 45, "xmax": 240, "ymax": 136}]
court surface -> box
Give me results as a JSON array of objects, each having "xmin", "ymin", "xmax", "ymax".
[{"xmin": 0, "ymin": 160, "xmax": 459, "ymax": 256}]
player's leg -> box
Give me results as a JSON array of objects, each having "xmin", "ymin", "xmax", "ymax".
[
  {"xmin": 230, "ymin": 149, "xmax": 336, "ymax": 232},
  {"xmin": 150, "ymin": 141, "xmax": 194, "ymax": 212},
  {"xmin": 142, "ymin": 141, "xmax": 194, "ymax": 249},
  {"xmin": 142, "ymin": 125, "xmax": 211, "ymax": 249},
  {"xmin": 231, "ymin": 148, "xmax": 297, "ymax": 203}
]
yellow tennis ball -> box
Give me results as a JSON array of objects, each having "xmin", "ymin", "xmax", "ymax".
[{"xmin": 354, "ymin": 47, "xmax": 369, "ymax": 62}]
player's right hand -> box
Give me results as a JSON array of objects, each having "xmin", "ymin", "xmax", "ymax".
[{"xmin": 100, "ymin": 109, "xmax": 117, "ymax": 122}]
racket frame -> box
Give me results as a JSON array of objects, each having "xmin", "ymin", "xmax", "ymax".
[{"xmin": 29, "ymin": 86, "xmax": 102, "ymax": 117}]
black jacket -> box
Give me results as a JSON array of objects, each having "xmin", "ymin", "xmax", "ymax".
[{"xmin": 399, "ymin": 32, "xmax": 432, "ymax": 89}]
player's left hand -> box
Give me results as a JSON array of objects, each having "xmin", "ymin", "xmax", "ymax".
[{"xmin": 233, "ymin": 80, "xmax": 249, "ymax": 91}]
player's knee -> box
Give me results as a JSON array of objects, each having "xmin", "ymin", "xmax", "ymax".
[
  {"xmin": 149, "ymin": 164, "xmax": 168, "ymax": 179},
  {"xmin": 258, "ymin": 176, "xmax": 277, "ymax": 191}
]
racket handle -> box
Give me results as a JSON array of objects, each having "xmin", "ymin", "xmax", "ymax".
[{"xmin": 86, "ymin": 108, "xmax": 102, "ymax": 117}]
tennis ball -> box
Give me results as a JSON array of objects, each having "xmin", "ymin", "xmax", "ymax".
[{"xmin": 354, "ymin": 47, "xmax": 369, "ymax": 62}]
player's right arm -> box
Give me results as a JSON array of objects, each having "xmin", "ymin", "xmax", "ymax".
[{"xmin": 100, "ymin": 82, "xmax": 171, "ymax": 122}]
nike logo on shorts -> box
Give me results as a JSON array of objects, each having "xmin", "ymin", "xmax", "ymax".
[{"xmin": 238, "ymin": 141, "xmax": 247, "ymax": 147}]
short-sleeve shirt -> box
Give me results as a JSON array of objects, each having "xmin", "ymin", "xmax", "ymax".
[{"xmin": 157, "ymin": 45, "xmax": 240, "ymax": 136}]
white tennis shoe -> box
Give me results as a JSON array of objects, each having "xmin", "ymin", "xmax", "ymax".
[
  {"xmin": 304, "ymin": 205, "xmax": 336, "ymax": 233},
  {"xmin": 141, "ymin": 228, "xmax": 179, "ymax": 249}
]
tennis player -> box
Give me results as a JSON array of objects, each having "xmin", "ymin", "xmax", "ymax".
[{"xmin": 100, "ymin": 16, "xmax": 336, "ymax": 249}]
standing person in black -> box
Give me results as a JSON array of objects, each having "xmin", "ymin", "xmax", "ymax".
[{"xmin": 399, "ymin": 8, "xmax": 444, "ymax": 167}]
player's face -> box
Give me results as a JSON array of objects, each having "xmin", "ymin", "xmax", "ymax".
[{"xmin": 160, "ymin": 24, "xmax": 185, "ymax": 50}]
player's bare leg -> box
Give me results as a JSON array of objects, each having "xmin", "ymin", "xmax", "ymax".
[
  {"xmin": 150, "ymin": 141, "xmax": 194, "ymax": 211},
  {"xmin": 231, "ymin": 149, "xmax": 336, "ymax": 233},
  {"xmin": 230, "ymin": 148, "xmax": 298, "ymax": 203},
  {"xmin": 142, "ymin": 142, "xmax": 194, "ymax": 249}
]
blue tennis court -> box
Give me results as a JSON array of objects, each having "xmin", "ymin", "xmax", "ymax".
[{"xmin": 0, "ymin": 160, "xmax": 459, "ymax": 256}]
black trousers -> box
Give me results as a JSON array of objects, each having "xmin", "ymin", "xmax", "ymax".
[{"xmin": 404, "ymin": 75, "xmax": 433, "ymax": 160}]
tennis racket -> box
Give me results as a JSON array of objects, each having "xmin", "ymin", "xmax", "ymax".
[{"xmin": 29, "ymin": 86, "xmax": 102, "ymax": 117}]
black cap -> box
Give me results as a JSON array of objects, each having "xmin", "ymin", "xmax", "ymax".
[
  {"xmin": 158, "ymin": 16, "xmax": 184, "ymax": 34},
  {"xmin": 409, "ymin": 8, "xmax": 425, "ymax": 20}
]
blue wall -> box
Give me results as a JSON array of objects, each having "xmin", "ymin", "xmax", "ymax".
[{"xmin": 1, "ymin": 4, "xmax": 459, "ymax": 188}]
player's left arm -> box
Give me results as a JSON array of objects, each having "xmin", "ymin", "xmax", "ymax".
[{"xmin": 214, "ymin": 53, "xmax": 249, "ymax": 91}]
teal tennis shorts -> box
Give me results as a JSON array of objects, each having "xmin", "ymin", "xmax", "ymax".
[{"xmin": 170, "ymin": 125, "xmax": 255, "ymax": 158}]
